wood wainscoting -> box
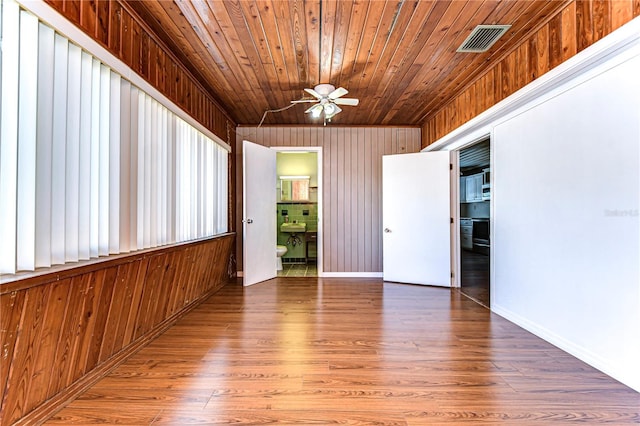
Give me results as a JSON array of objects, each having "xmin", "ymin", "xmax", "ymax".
[{"xmin": 0, "ymin": 233, "xmax": 234, "ymax": 426}]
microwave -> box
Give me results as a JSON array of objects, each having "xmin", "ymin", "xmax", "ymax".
[{"xmin": 481, "ymin": 184, "xmax": 491, "ymax": 200}]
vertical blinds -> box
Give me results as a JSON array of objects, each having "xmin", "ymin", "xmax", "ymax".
[{"xmin": 0, "ymin": 0, "xmax": 228, "ymax": 274}]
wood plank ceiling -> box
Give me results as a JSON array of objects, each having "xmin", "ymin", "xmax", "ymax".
[{"xmin": 127, "ymin": 0, "xmax": 570, "ymax": 126}]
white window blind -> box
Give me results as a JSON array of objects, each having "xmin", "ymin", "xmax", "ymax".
[{"xmin": 0, "ymin": 0, "xmax": 229, "ymax": 274}]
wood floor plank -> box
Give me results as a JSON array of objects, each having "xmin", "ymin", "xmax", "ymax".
[{"xmin": 45, "ymin": 278, "xmax": 640, "ymax": 425}]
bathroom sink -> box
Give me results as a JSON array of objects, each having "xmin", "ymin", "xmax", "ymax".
[{"xmin": 280, "ymin": 222, "xmax": 306, "ymax": 233}]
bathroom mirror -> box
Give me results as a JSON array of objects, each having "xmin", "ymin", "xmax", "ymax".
[{"xmin": 280, "ymin": 176, "xmax": 310, "ymax": 201}]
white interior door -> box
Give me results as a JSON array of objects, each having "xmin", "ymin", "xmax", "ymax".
[
  {"xmin": 383, "ymin": 151, "xmax": 452, "ymax": 286},
  {"xmin": 242, "ymin": 140, "xmax": 276, "ymax": 286}
]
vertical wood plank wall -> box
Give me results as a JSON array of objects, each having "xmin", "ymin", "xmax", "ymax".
[
  {"xmin": 0, "ymin": 234, "xmax": 234, "ymax": 425},
  {"xmin": 235, "ymin": 127, "xmax": 422, "ymax": 274},
  {"xmin": 421, "ymin": 0, "xmax": 640, "ymax": 147},
  {"xmin": 42, "ymin": 0, "xmax": 236, "ymax": 143}
]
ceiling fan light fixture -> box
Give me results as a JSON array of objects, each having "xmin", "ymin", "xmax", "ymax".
[{"xmin": 324, "ymin": 103, "xmax": 337, "ymax": 115}]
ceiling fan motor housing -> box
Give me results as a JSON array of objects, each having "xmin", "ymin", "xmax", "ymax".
[{"xmin": 314, "ymin": 84, "xmax": 336, "ymax": 97}]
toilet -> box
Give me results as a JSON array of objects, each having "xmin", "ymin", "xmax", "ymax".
[{"xmin": 276, "ymin": 245, "xmax": 288, "ymax": 271}]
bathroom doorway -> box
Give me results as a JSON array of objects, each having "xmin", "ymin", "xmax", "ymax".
[
  {"xmin": 273, "ymin": 147, "xmax": 322, "ymax": 277},
  {"xmin": 458, "ymin": 139, "xmax": 490, "ymax": 307}
]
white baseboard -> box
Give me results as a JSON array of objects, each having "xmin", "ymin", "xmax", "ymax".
[
  {"xmin": 320, "ymin": 272, "xmax": 383, "ymax": 278},
  {"xmin": 236, "ymin": 271, "xmax": 383, "ymax": 278},
  {"xmin": 492, "ymin": 303, "xmax": 640, "ymax": 392}
]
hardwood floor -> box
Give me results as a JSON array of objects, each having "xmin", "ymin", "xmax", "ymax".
[
  {"xmin": 46, "ymin": 278, "xmax": 639, "ymax": 425},
  {"xmin": 460, "ymin": 250, "xmax": 490, "ymax": 307}
]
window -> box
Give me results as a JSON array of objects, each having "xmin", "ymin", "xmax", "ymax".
[{"xmin": 0, "ymin": 0, "xmax": 228, "ymax": 274}]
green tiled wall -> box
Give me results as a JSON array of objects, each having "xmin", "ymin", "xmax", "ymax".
[{"xmin": 277, "ymin": 203, "xmax": 318, "ymax": 260}]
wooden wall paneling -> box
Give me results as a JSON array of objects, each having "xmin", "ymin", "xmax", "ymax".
[
  {"xmin": 593, "ymin": 0, "xmax": 611, "ymax": 43},
  {"xmin": 109, "ymin": 1, "xmax": 122, "ymax": 56},
  {"xmin": 548, "ymin": 12, "xmax": 564, "ymax": 70},
  {"xmin": 96, "ymin": 0, "xmax": 109, "ymax": 46},
  {"xmin": 235, "ymin": 127, "xmax": 420, "ymax": 273},
  {"xmin": 122, "ymin": 259, "xmax": 146, "ymax": 345},
  {"xmin": 188, "ymin": 246, "xmax": 204, "ymax": 304},
  {"xmin": 1, "ymin": 285, "xmax": 50, "ymax": 424},
  {"xmin": 148, "ymin": 39, "xmax": 157, "ymax": 88},
  {"xmin": 329, "ymin": 130, "xmax": 338, "ymax": 271},
  {"xmin": 64, "ymin": 0, "xmax": 80, "ymax": 24},
  {"xmin": 576, "ymin": 0, "xmax": 594, "ymax": 52},
  {"xmin": 361, "ymin": 128, "xmax": 371, "ymax": 272},
  {"xmin": 73, "ymin": 269, "xmax": 108, "ymax": 382},
  {"xmin": 153, "ymin": 252, "xmax": 176, "ymax": 327},
  {"xmin": 48, "ymin": 275, "xmax": 89, "ymax": 399},
  {"xmin": 140, "ymin": 31, "xmax": 150, "ymax": 80},
  {"xmin": 0, "ymin": 291, "xmax": 25, "ymax": 417},
  {"xmin": 336, "ymin": 128, "xmax": 345, "ymax": 272},
  {"xmin": 46, "ymin": 0, "xmax": 63, "ymax": 14},
  {"xmin": 120, "ymin": 8, "xmax": 133, "ymax": 66},
  {"xmin": 131, "ymin": 17, "xmax": 142, "ymax": 76},
  {"xmin": 184, "ymin": 247, "xmax": 200, "ymax": 305},
  {"xmin": 517, "ymin": 42, "xmax": 530, "ymax": 89},
  {"xmin": 88, "ymin": 267, "xmax": 119, "ymax": 371},
  {"xmin": 354, "ymin": 127, "xmax": 363, "ymax": 272},
  {"xmin": 97, "ymin": 264, "xmax": 130, "ymax": 363},
  {"xmin": 342, "ymin": 127, "xmax": 352, "ymax": 271},
  {"xmin": 0, "ymin": 235, "xmax": 233, "ymax": 425},
  {"xmin": 562, "ymin": 2, "xmax": 578, "ymax": 62},
  {"xmin": 105, "ymin": 262, "xmax": 138, "ymax": 357},
  {"xmin": 156, "ymin": 251, "xmax": 178, "ymax": 320},
  {"xmin": 133, "ymin": 256, "xmax": 163, "ymax": 340},
  {"xmin": 79, "ymin": 0, "xmax": 97, "ymax": 38},
  {"xmin": 163, "ymin": 251, "xmax": 182, "ymax": 318},
  {"xmin": 26, "ymin": 280, "xmax": 71, "ymax": 408},
  {"xmin": 611, "ymin": 0, "xmax": 634, "ymax": 30}
]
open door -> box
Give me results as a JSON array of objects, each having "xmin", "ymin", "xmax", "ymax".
[
  {"xmin": 242, "ymin": 140, "xmax": 276, "ymax": 286},
  {"xmin": 383, "ymin": 151, "xmax": 452, "ymax": 286}
]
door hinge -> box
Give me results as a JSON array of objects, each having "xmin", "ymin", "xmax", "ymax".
[
  {"xmin": 450, "ymin": 217, "xmax": 454, "ymax": 224},
  {"xmin": 450, "ymin": 163, "xmax": 453, "ymax": 170},
  {"xmin": 451, "ymin": 272, "xmax": 454, "ymax": 278}
]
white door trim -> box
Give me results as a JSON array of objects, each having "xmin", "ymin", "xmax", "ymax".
[{"xmin": 271, "ymin": 146, "xmax": 323, "ymax": 277}]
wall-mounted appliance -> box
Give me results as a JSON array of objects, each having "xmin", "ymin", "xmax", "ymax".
[{"xmin": 481, "ymin": 184, "xmax": 491, "ymax": 200}]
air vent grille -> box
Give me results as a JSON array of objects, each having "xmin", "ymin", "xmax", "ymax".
[{"xmin": 457, "ymin": 25, "xmax": 511, "ymax": 53}]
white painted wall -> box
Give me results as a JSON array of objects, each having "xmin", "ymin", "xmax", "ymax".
[
  {"xmin": 492, "ymin": 51, "xmax": 640, "ymax": 391},
  {"xmin": 426, "ymin": 17, "xmax": 640, "ymax": 391}
]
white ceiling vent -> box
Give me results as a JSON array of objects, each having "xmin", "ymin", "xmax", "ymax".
[{"xmin": 457, "ymin": 25, "xmax": 511, "ymax": 53}]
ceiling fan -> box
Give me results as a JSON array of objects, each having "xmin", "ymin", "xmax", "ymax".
[{"xmin": 291, "ymin": 84, "xmax": 359, "ymax": 123}]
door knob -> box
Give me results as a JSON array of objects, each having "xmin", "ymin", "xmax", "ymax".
[
  {"xmin": 384, "ymin": 228, "xmax": 391, "ymax": 233},
  {"xmin": 243, "ymin": 219, "xmax": 254, "ymax": 224}
]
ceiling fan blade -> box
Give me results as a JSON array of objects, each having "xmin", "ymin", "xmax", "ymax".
[
  {"xmin": 333, "ymin": 98, "xmax": 359, "ymax": 106},
  {"xmin": 328, "ymin": 87, "xmax": 348, "ymax": 99},
  {"xmin": 304, "ymin": 88, "xmax": 323, "ymax": 99},
  {"xmin": 291, "ymin": 99, "xmax": 318, "ymax": 104}
]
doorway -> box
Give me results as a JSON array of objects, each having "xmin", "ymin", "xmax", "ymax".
[
  {"xmin": 273, "ymin": 147, "xmax": 322, "ymax": 277},
  {"xmin": 458, "ymin": 139, "xmax": 490, "ymax": 307}
]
